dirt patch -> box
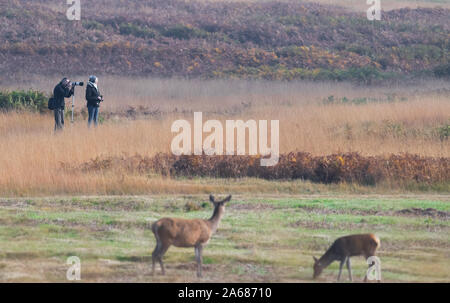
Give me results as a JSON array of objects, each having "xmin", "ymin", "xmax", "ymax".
[
  {"xmin": 1, "ymin": 252, "xmax": 40, "ymax": 260},
  {"xmin": 171, "ymin": 263, "xmax": 213, "ymax": 272},
  {"xmin": 288, "ymin": 219, "xmax": 449, "ymax": 233},
  {"xmin": 0, "ymin": 201, "xmax": 31, "ymax": 208},
  {"xmin": 297, "ymin": 206, "xmax": 379, "ymax": 216},
  {"xmin": 0, "ymin": 215, "xmax": 149, "ymax": 233},
  {"xmin": 298, "ymin": 206, "xmax": 449, "ymax": 220},
  {"xmin": 1, "ymin": 199, "xmax": 149, "ymax": 212},
  {"xmin": 395, "ymin": 208, "xmax": 449, "ymax": 219},
  {"xmin": 289, "ymin": 220, "xmax": 365, "ymax": 230},
  {"xmin": 115, "ymin": 255, "xmax": 152, "ymax": 263},
  {"xmin": 229, "ymin": 203, "xmax": 276, "ymax": 211}
]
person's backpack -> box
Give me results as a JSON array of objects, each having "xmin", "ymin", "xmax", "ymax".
[{"xmin": 48, "ymin": 96, "xmax": 56, "ymax": 110}]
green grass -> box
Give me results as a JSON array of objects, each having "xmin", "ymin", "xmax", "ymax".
[{"xmin": 0, "ymin": 195, "xmax": 448, "ymax": 282}]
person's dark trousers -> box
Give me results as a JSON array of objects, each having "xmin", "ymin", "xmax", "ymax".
[
  {"xmin": 87, "ymin": 105, "xmax": 99, "ymax": 127},
  {"xmin": 54, "ymin": 108, "xmax": 64, "ymax": 131}
]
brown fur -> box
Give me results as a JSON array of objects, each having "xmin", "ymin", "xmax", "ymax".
[
  {"xmin": 152, "ymin": 218, "xmax": 213, "ymax": 247},
  {"xmin": 151, "ymin": 194, "xmax": 231, "ymax": 278},
  {"xmin": 313, "ymin": 233, "xmax": 380, "ymax": 282}
]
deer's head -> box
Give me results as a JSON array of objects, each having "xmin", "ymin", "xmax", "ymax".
[
  {"xmin": 209, "ymin": 194, "xmax": 232, "ymax": 211},
  {"xmin": 208, "ymin": 195, "xmax": 232, "ymax": 231},
  {"xmin": 312, "ymin": 256, "xmax": 323, "ymax": 279}
]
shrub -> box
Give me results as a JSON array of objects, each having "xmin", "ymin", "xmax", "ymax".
[
  {"xmin": 433, "ymin": 64, "xmax": 450, "ymax": 78},
  {"xmin": 437, "ymin": 124, "xmax": 450, "ymax": 141},
  {"xmin": 75, "ymin": 152, "xmax": 450, "ymax": 186},
  {"xmin": 162, "ymin": 24, "xmax": 207, "ymax": 40},
  {"xmin": 119, "ymin": 23, "xmax": 157, "ymax": 39},
  {"xmin": 0, "ymin": 90, "xmax": 48, "ymax": 113},
  {"xmin": 82, "ymin": 20, "xmax": 104, "ymax": 31}
]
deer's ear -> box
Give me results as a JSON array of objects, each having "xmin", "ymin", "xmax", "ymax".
[
  {"xmin": 209, "ymin": 195, "xmax": 215, "ymax": 203},
  {"xmin": 313, "ymin": 256, "xmax": 318, "ymax": 263},
  {"xmin": 222, "ymin": 195, "xmax": 232, "ymax": 203}
]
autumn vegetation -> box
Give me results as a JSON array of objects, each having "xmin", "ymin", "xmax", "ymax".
[
  {"xmin": 0, "ymin": 0, "xmax": 448, "ymax": 283},
  {"xmin": 0, "ymin": 0, "xmax": 449, "ymax": 83},
  {"xmin": 0, "ymin": 77, "xmax": 448, "ymax": 195},
  {"xmin": 0, "ymin": 1, "xmax": 448, "ymax": 195}
]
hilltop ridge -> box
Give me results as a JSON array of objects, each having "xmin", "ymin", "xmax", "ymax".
[{"xmin": 0, "ymin": 0, "xmax": 449, "ymax": 82}]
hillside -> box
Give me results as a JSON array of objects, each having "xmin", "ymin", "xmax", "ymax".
[{"xmin": 0, "ymin": 0, "xmax": 449, "ymax": 82}]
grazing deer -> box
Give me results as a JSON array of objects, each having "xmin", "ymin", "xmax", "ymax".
[
  {"xmin": 151, "ymin": 194, "xmax": 232, "ymax": 278},
  {"xmin": 313, "ymin": 233, "xmax": 380, "ymax": 282}
]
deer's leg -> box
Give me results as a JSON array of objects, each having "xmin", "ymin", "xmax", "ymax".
[
  {"xmin": 151, "ymin": 241, "xmax": 160, "ymax": 276},
  {"xmin": 158, "ymin": 243, "xmax": 170, "ymax": 276},
  {"xmin": 337, "ymin": 258, "xmax": 345, "ymax": 282},
  {"xmin": 346, "ymin": 257, "xmax": 353, "ymax": 282},
  {"xmin": 195, "ymin": 244, "xmax": 204, "ymax": 278}
]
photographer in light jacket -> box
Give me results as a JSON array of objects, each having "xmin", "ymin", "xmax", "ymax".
[{"xmin": 85, "ymin": 75, "xmax": 103, "ymax": 128}]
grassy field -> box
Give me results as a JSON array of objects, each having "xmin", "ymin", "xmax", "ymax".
[
  {"xmin": 0, "ymin": 78, "xmax": 449, "ymax": 196},
  {"xmin": 0, "ymin": 193, "xmax": 448, "ymax": 282},
  {"xmin": 0, "ymin": 79, "xmax": 448, "ymax": 282},
  {"xmin": 1, "ymin": 0, "xmax": 448, "ymax": 284}
]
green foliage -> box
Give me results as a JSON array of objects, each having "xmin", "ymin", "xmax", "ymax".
[
  {"xmin": 396, "ymin": 44, "xmax": 443, "ymax": 61},
  {"xmin": 346, "ymin": 44, "xmax": 373, "ymax": 57},
  {"xmin": 336, "ymin": 66, "xmax": 388, "ymax": 84},
  {"xmin": 0, "ymin": 8, "xmax": 17, "ymax": 19},
  {"xmin": 119, "ymin": 23, "xmax": 157, "ymax": 39},
  {"xmin": 322, "ymin": 94, "xmax": 406, "ymax": 105},
  {"xmin": 437, "ymin": 124, "xmax": 450, "ymax": 141},
  {"xmin": 277, "ymin": 15, "xmax": 307, "ymax": 26},
  {"xmin": 162, "ymin": 24, "xmax": 208, "ymax": 40},
  {"xmin": 433, "ymin": 63, "xmax": 450, "ymax": 78},
  {"xmin": 220, "ymin": 65, "xmax": 395, "ymax": 83},
  {"xmin": 82, "ymin": 20, "xmax": 104, "ymax": 31},
  {"xmin": 0, "ymin": 90, "xmax": 48, "ymax": 113},
  {"xmin": 322, "ymin": 96, "xmax": 380, "ymax": 105}
]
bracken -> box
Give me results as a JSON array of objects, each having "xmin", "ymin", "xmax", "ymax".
[{"xmin": 70, "ymin": 152, "xmax": 450, "ymax": 186}]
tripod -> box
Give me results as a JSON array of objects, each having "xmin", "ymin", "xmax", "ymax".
[{"xmin": 71, "ymin": 88, "xmax": 75, "ymax": 123}]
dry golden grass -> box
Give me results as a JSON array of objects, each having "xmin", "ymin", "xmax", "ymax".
[{"xmin": 0, "ymin": 78, "xmax": 449, "ymax": 195}]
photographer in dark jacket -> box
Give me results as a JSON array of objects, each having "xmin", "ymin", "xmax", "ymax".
[
  {"xmin": 53, "ymin": 78, "xmax": 74, "ymax": 131},
  {"xmin": 85, "ymin": 75, "xmax": 103, "ymax": 128}
]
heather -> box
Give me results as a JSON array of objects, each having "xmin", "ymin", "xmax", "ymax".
[{"xmin": 1, "ymin": 0, "xmax": 449, "ymax": 82}]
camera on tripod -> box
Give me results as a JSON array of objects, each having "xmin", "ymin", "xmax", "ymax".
[{"xmin": 72, "ymin": 81, "xmax": 84, "ymax": 87}]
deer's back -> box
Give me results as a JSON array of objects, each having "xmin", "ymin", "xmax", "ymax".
[
  {"xmin": 331, "ymin": 234, "xmax": 380, "ymax": 257},
  {"xmin": 152, "ymin": 217, "xmax": 212, "ymax": 247}
]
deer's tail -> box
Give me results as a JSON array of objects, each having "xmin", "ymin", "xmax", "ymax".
[{"xmin": 372, "ymin": 234, "xmax": 381, "ymax": 250}]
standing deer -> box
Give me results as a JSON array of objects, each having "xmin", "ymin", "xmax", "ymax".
[
  {"xmin": 151, "ymin": 194, "xmax": 232, "ymax": 278},
  {"xmin": 313, "ymin": 233, "xmax": 380, "ymax": 282}
]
